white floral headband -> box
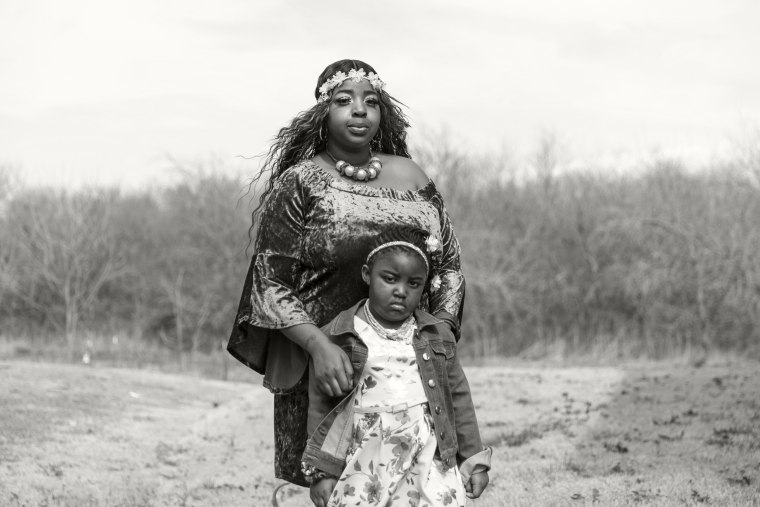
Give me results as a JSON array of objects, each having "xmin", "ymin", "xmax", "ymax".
[{"xmin": 317, "ymin": 68, "xmax": 385, "ymax": 103}]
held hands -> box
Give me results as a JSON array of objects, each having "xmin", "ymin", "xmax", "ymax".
[
  {"xmin": 465, "ymin": 470, "xmax": 489, "ymax": 499},
  {"xmin": 309, "ymin": 477, "xmax": 337, "ymax": 507},
  {"xmin": 306, "ymin": 332, "xmax": 354, "ymax": 397}
]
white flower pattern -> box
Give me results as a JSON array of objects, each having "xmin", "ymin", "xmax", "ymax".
[
  {"xmin": 326, "ymin": 318, "xmax": 465, "ymax": 507},
  {"xmin": 425, "ymin": 235, "xmax": 441, "ymax": 254},
  {"xmin": 317, "ymin": 68, "xmax": 386, "ymax": 103},
  {"xmin": 347, "ymin": 68, "xmax": 366, "ymax": 82}
]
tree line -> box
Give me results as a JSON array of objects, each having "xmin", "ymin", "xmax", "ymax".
[{"xmin": 1, "ymin": 139, "xmax": 759, "ymax": 368}]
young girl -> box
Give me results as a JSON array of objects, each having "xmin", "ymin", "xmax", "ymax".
[{"xmin": 302, "ymin": 227, "xmax": 491, "ymax": 507}]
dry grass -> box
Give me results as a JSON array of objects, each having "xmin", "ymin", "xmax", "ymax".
[{"xmin": 1, "ymin": 359, "xmax": 758, "ymax": 506}]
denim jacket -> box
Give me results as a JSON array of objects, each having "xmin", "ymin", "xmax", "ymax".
[{"xmin": 301, "ymin": 300, "xmax": 491, "ymax": 482}]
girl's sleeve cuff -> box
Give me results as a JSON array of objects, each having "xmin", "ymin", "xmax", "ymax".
[{"xmin": 459, "ymin": 447, "xmax": 492, "ymax": 484}]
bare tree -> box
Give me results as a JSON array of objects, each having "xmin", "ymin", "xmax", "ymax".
[
  {"xmin": 731, "ymin": 125, "xmax": 760, "ymax": 189},
  {"xmin": 5, "ymin": 189, "xmax": 126, "ymax": 358},
  {"xmin": 148, "ymin": 163, "xmax": 248, "ymax": 373}
]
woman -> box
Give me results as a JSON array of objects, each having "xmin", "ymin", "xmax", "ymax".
[{"xmin": 228, "ymin": 59, "xmax": 465, "ymax": 487}]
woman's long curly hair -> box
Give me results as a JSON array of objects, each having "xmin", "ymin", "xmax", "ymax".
[{"xmin": 247, "ymin": 59, "xmax": 411, "ymax": 244}]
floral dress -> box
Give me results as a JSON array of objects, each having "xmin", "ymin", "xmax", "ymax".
[{"xmin": 326, "ymin": 317, "xmax": 465, "ymax": 507}]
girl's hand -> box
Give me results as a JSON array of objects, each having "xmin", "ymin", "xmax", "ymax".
[
  {"xmin": 309, "ymin": 477, "xmax": 337, "ymax": 507},
  {"xmin": 307, "ymin": 334, "xmax": 354, "ymax": 397},
  {"xmin": 465, "ymin": 470, "xmax": 489, "ymax": 499}
]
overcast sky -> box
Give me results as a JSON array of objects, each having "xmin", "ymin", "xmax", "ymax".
[{"xmin": 1, "ymin": 0, "xmax": 759, "ymax": 189}]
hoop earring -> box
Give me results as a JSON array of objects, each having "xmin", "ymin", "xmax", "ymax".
[{"xmin": 319, "ymin": 124, "xmax": 327, "ymax": 143}]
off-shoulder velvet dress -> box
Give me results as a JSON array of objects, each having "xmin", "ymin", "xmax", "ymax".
[{"xmin": 227, "ymin": 160, "xmax": 465, "ymax": 486}]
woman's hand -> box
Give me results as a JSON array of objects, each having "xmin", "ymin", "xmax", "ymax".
[
  {"xmin": 465, "ymin": 470, "xmax": 489, "ymax": 499},
  {"xmin": 282, "ymin": 324, "xmax": 354, "ymax": 397},
  {"xmin": 308, "ymin": 337, "xmax": 354, "ymax": 397},
  {"xmin": 309, "ymin": 477, "xmax": 337, "ymax": 507}
]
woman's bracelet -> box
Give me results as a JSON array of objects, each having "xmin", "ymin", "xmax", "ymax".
[
  {"xmin": 312, "ymin": 470, "xmax": 337, "ymax": 483},
  {"xmin": 302, "ymin": 462, "xmax": 337, "ymax": 484}
]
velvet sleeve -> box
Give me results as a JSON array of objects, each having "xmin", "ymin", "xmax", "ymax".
[
  {"xmin": 427, "ymin": 185, "xmax": 466, "ymax": 338},
  {"xmin": 246, "ymin": 169, "xmax": 315, "ymax": 329},
  {"xmin": 227, "ymin": 169, "xmax": 314, "ymax": 381}
]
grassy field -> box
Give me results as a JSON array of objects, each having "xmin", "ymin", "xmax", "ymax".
[{"xmin": 1, "ymin": 359, "xmax": 758, "ymax": 506}]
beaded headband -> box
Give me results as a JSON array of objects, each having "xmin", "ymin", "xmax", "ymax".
[
  {"xmin": 317, "ymin": 68, "xmax": 385, "ymax": 103},
  {"xmin": 366, "ymin": 241, "xmax": 429, "ymax": 272}
]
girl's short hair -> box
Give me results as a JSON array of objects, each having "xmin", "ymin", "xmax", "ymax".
[
  {"xmin": 365, "ymin": 226, "xmax": 433, "ymax": 279},
  {"xmin": 247, "ymin": 59, "xmax": 412, "ymax": 245}
]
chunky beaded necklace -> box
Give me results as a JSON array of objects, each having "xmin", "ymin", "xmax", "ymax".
[
  {"xmin": 326, "ymin": 149, "xmax": 382, "ymax": 182},
  {"xmin": 363, "ymin": 303, "xmax": 416, "ymax": 344}
]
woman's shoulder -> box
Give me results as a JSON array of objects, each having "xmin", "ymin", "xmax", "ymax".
[
  {"xmin": 377, "ymin": 154, "xmax": 430, "ymax": 190},
  {"xmin": 273, "ymin": 160, "xmax": 326, "ymax": 188},
  {"xmin": 283, "ymin": 158, "xmax": 320, "ymax": 176}
]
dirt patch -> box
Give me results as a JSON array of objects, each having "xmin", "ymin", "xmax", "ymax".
[
  {"xmin": 1, "ymin": 360, "xmax": 758, "ymax": 506},
  {"xmin": 0, "ymin": 361, "xmax": 281, "ymax": 506}
]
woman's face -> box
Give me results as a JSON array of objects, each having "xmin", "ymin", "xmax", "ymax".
[
  {"xmin": 326, "ymin": 78, "xmax": 381, "ymax": 151},
  {"xmin": 361, "ymin": 250, "xmax": 427, "ymax": 328}
]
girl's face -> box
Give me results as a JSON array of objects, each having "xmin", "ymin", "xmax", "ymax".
[
  {"xmin": 361, "ymin": 249, "xmax": 427, "ymax": 328},
  {"xmin": 326, "ymin": 78, "xmax": 381, "ymax": 151}
]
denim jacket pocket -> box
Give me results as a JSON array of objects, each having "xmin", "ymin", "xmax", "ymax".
[{"xmin": 429, "ymin": 338, "xmax": 454, "ymax": 359}]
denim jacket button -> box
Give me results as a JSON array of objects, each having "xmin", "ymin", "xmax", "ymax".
[
  {"xmin": 428, "ymin": 379, "xmax": 436, "ymax": 388},
  {"xmin": 435, "ymin": 406, "xmax": 441, "ymax": 414},
  {"xmin": 440, "ymin": 431, "xmax": 445, "ymax": 439},
  {"xmin": 422, "ymin": 352, "xmax": 430, "ymax": 361}
]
